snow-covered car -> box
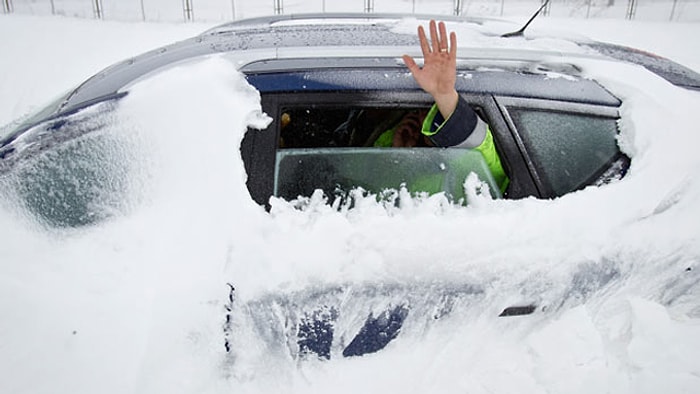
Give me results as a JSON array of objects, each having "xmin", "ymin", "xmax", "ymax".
[
  {"xmin": 1, "ymin": 13, "xmax": 699, "ymax": 361},
  {"xmin": 3, "ymin": 13, "xmax": 699, "ymax": 227}
]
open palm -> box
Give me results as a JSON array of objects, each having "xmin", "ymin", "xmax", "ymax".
[{"xmin": 403, "ymin": 20, "xmax": 459, "ymax": 118}]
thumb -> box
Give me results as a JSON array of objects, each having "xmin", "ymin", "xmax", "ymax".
[{"xmin": 402, "ymin": 54, "xmax": 420, "ymax": 75}]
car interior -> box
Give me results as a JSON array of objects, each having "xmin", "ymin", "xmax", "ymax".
[
  {"xmin": 279, "ymin": 106, "xmax": 428, "ymax": 149},
  {"xmin": 272, "ymin": 105, "xmax": 504, "ymax": 203}
]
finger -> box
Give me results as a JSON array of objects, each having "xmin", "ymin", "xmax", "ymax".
[
  {"xmin": 449, "ymin": 31, "xmax": 457, "ymax": 57},
  {"xmin": 429, "ymin": 20, "xmax": 440, "ymax": 53},
  {"xmin": 402, "ymin": 54, "xmax": 420, "ymax": 74},
  {"xmin": 402, "ymin": 54, "xmax": 416, "ymax": 68},
  {"xmin": 403, "ymin": 55, "xmax": 427, "ymax": 86},
  {"xmin": 417, "ymin": 25, "xmax": 430, "ymax": 56},
  {"xmin": 439, "ymin": 21, "xmax": 448, "ymax": 51}
]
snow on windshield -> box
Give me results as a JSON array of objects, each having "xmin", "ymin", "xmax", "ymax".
[{"xmin": 1, "ymin": 15, "xmax": 700, "ymax": 394}]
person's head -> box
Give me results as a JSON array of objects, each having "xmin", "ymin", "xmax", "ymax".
[{"xmin": 392, "ymin": 109, "xmax": 431, "ymax": 147}]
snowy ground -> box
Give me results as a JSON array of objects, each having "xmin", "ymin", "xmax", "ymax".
[{"xmin": 1, "ymin": 6, "xmax": 700, "ymax": 394}]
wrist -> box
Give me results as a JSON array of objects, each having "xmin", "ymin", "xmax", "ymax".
[{"xmin": 432, "ymin": 90, "xmax": 459, "ymax": 119}]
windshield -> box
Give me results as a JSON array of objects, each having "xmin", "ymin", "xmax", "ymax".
[{"xmin": 0, "ymin": 90, "xmax": 71, "ymax": 145}]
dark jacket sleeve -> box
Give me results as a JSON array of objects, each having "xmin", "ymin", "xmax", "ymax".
[{"xmin": 421, "ymin": 95, "xmax": 478, "ymax": 147}]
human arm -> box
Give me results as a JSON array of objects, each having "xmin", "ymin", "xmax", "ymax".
[
  {"xmin": 404, "ymin": 20, "xmax": 509, "ymax": 191},
  {"xmin": 403, "ymin": 20, "xmax": 480, "ymax": 147},
  {"xmin": 422, "ymin": 95, "xmax": 481, "ymax": 147}
]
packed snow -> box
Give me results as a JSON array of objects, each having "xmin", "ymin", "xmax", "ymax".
[{"xmin": 1, "ymin": 5, "xmax": 700, "ymax": 394}]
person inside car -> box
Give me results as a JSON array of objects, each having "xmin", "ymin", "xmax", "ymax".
[
  {"xmin": 372, "ymin": 109, "xmax": 431, "ymax": 147},
  {"xmin": 375, "ymin": 20, "xmax": 509, "ymax": 192}
]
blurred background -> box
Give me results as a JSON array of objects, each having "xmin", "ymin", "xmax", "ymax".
[{"xmin": 2, "ymin": 0, "xmax": 699, "ymax": 23}]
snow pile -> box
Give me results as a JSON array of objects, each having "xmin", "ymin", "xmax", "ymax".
[{"xmin": 1, "ymin": 13, "xmax": 699, "ymax": 394}]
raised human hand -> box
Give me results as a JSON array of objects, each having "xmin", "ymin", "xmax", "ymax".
[{"xmin": 403, "ymin": 20, "xmax": 459, "ymax": 119}]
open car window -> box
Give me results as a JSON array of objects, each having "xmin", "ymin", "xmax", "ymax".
[{"xmin": 279, "ymin": 106, "xmax": 430, "ymax": 149}]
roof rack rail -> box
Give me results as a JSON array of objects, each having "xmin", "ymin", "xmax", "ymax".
[{"xmin": 201, "ymin": 12, "xmax": 490, "ymax": 35}]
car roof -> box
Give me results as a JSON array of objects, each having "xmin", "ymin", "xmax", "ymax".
[
  {"xmin": 22, "ymin": 14, "xmax": 603, "ymax": 115},
  {"xmin": 2, "ymin": 13, "xmax": 699, "ymax": 149}
]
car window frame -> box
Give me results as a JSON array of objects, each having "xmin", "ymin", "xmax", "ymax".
[{"xmin": 241, "ymin": 90, "xmax": 624, "ymax": 207}]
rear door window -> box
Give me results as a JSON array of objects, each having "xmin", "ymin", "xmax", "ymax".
[{"xmin": 506, "ymin": 107, "xmax": 621, "ymax": 196}]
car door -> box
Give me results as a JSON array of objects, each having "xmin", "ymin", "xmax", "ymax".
[{"xmin": 241, "ymin": 67, "xmax": 628, "ymax": 206}]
